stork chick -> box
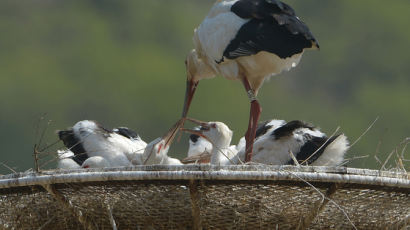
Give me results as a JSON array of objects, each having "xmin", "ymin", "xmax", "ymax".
[
  {"xmin": 142, "ymin": 138, "xmax": 182, "ymax": 165},
  {"xmin": 58, "ymin": 120, "xmax": 144, "ymax": 167},
  {"xmin": 233, "ymin": 120, "xmax": 349, "ymax": 166},
  {"xmin": 183, "ymin": 119, "xmax": 237, "ymax": 166}
]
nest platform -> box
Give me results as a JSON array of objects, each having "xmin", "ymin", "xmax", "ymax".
[{"xmin": 0, "ymin": 165, "xmax": 409, "ymax": 229}]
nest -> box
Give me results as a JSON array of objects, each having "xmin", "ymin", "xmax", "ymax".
[{"xmin": 0, "ymin": 165, "xmax": 409, "ymax": 230}]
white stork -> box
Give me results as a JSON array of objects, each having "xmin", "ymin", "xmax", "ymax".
[
  {"xmin": 187, "ymin": 127, "xmax": 213, "ymax": 157},
  {"xmin": 141, "ymin": 138, "xmax": 182, "ymax": 165},
  {"xmin": 58, "ymin": 120, "xmax": 146, "ymax": 167},
  {"xmin": 159, "ymin": 0, "xmax": 319, "ymax": 162},
  {"xmin": 232, "ymin": 120, "xmax": 350, "ymax": 166},
  {"xmin": 182, "ymin": 119, "xmax": 239, "ymax": 166}
]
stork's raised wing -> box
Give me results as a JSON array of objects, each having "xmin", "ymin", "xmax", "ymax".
[{"xmin": 223, "ymin": 0, "xmax": 319, "ymax": 60}]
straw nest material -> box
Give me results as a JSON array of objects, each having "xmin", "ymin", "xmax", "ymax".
[{"xmin": 0, "ymin": 165, "xmax": 409, "ymax": 230}]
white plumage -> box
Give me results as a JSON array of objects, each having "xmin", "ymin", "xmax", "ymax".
[
  {"xmin": 184, "ymin": 120, "xmax": 238, "ymax": 166},
  {"xmin": 233, "ymin": 120, "xmax": 349, "ymax": 166},
  {"xmin": 142, "ymin": 138, "xmax": 182, "ymax": 165},
  {"xmin": 72, "ymin": 121, "xmax": 133, "ymax": 167},
  {"xmin": 57, "ymin": 150, "xmax": 111, "ymax": 169},
  {"xmin": 192, "ymin": 0, "xmax": 303, "ymax": 87},
  {"xmin": 187, "ymin": 127, "xmax": 213, "ymax": 157},
  {"xmin": 112, "ymin": 127, "xmax": 147, "ymax": 164},
  {"xmin": 160, "ymin": 0, "xmax": 321, "ymax": 164},
  {"xmin": 82, "ymin": 156, "xmax": 111, "ymax": 168},
  {"xmin": 57, "ymin": 150, "xmax": 80, "ymax": 169}
]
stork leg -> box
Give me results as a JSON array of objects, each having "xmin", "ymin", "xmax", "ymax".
[{"xmin": 241, "ymin": 78, "xmax": 261, "ymax": 162}]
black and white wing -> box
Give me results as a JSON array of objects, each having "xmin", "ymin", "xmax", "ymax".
[{"xmin": 224, "ymin": 0, "xmax": 319, "ymax": 60}]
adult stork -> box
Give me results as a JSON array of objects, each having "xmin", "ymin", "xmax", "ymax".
[{"xmin": 159, "ymin": 0, "xmax": 319, "ymax": 162}]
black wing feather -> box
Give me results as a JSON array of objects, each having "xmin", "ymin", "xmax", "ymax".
[
  {"xmin": 113, "ymin": 127, "xmax": 140, "ymax": 140},
  {"xmin": 272, "ymin": 120, "xmax": 315, "ymax": 140},
  {"xmin": 286, "ymin": 135, "xmax": 340, "ymax": 165},
  {"xmin": 58, "ymin": 130, "xmax": 88, "ymax": 165},
  {"xmin": 224, "ymin": 0, "xmax": 318, "ymax": 60},
  {"xmin": 255, "ymin": 120, "xmax": 273, "ymax": 139}
]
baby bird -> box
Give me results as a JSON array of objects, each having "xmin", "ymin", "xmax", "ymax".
[
  {"xmin": 183, "ymin": 119, "xmax": 238, "ymax": 166},
  {"xmin": 141, "ymin": 138, "xmax": 182, "ymax": 165},
  {"xmin": 187, "ymin": 127, "xmax": 213, "ymax": 157},
  {"xmin": 181, "ymin": 127, "xmax": 214, "ymax": 164},
  {"xmin": 233, "ymin": 120, "xmax": 349, "ymax": 166},
  {"xmin": 58, "ymin": 120, "xmax": 146, "ymax": 167}
]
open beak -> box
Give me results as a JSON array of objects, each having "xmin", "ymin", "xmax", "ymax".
[
  {"xmin": 185, "ymin": 117, "xmax": 209, "ymax": 128},
  {"xmin": 180, "ymin": 117, "xmax": 211, "ymax": 140}
]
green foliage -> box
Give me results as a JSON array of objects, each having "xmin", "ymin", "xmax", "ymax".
[{"xmin": 0, "ymin": 0, "xmax": 409, "ymax": 173}]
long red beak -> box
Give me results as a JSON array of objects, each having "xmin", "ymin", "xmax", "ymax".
[
  {"xmin": 182, "ymin": 80, "xmax": 198, "ymax": 118},
  {"xmin": 162, "ymin": 118, "xmax": 184, "ymax": 148},
  {"xmin": 185, "ymin": 117, "xmax": 209, "ymax": 128},
  {"xmin": 162, "ymin": 80, "xmax": 199, "ymax": 148}
]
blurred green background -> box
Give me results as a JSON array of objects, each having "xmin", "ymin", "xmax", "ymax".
[{"xmin": 1, "ymin": 0, "xmax": 409, "ymax": 174}]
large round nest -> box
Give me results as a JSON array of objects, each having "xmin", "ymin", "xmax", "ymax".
[{"xmin": 0, "ymin": 165, "xmax": 409, "ymax": 229}]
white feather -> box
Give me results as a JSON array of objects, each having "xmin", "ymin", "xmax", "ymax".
[
  {"xmin": 310, "ymin": 134, "xmax": 349, "ymax": 166},
  {"xmin": 187, "ymin": 130, "xmax": 213, "ymax": 157},
  {"xmin": 57, "ymin": 149, "xmax": 80, "ymax": 169},
  {"xmin": 81, "ymin": 156, "xmax": 110, "ymax": 168},
  {"xmin": 143, "ymin": 138, "xmax": 182, "ymax": 165},
  {"xmin": 194, "ymin": 122, "xmax": 237, "ymax": 166},
  {"xmin": 233, "ymin": 121, "xmax": 349, "ymax": 166},
  {"xmin": 73, "ymin": 120, "xmax": 132, "ymax": 167},
  {"xmin": 191, "ymin": 0, "xmax": 304, "ymax": 91}
]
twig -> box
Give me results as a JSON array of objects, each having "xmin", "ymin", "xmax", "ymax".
[
  {"xmin": 288, "ymin": 150, "xmax": 300, "ymax": 166},
  {"xmin": 374, "ymin": 155, "xmax": 382, "ymax": 166},
  {"xmin": 399, "ymin": 137, "xmax": 410, "ymax": 159},
  {"xmin": 38, "ymin": 119, "xmax": 52, "ymax": 150},
  {"xmin": 350, "ymin": 117, "xmax": 379, "ymax": 148},
  {"xmin": 285, "ymin": 170, "xmax": 357, "ymax": 230},
  {"xmin": 0, "ymin": 161, "xmax": 17, "ymax": 173},
  {"xmin": 39, "ymin": 139, "xmax": 61, "ymax": 152},
  {"xmin": 339, "ymin": 155, "xmax": 369, "ymax": 167},
  {"xmin": 37, "ymin": 215, "xmax": 56, "ymax": 230},
  {"xmin": 33, "ymin": 144, "xmax": 40, "ymax": 172},
  {"xmin": 300, "ymin": 126, "xmax": 340, "ymax": 165},
  {"xmin": 107, "ymin": 204, "xmax": 117, "ymax": 230},
  {"xmin": 381, "ymin": 149, "xmax": 396, "ymax": 171},
  {"xmin": 374, "ymin": 128, "xmax": 387, "ymax": 166}
]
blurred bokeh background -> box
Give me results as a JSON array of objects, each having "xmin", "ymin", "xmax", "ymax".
[{"xmin": 1, "ymin": 0, "xmax": 409, "ymax": 174}]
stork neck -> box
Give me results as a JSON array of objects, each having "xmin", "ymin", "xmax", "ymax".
[
  {"xmin": 209, "ymin": 137, "xmax": 232, "ymax": 165},
  {"xmin": 210, "ymin": 146, "xmax": 231, "ymax": 165}
]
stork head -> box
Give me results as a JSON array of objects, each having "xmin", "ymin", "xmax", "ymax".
[
  {"xmin": 183, "ymin": 118, "xmax": 233, "ymax": 149},
  {"xmin": 72, "ymin": 120, "xmax": 110, "ymax": 139},
  {"xmin": 142, "ymin": 137, "xmax": 171, "ymax": 165},
  {"xmin": 186, "ymin": 49, "xmax": 215, "ymax": 82}
]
